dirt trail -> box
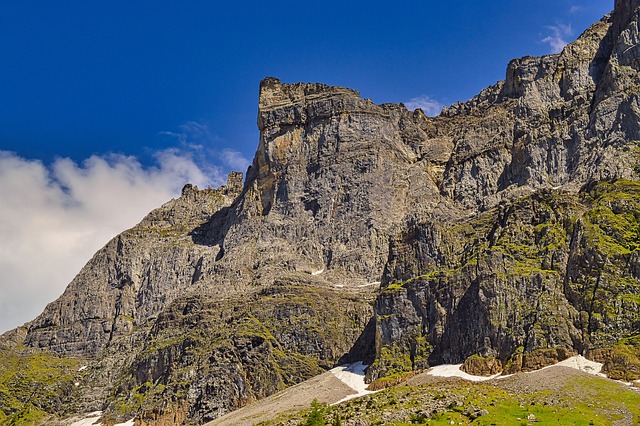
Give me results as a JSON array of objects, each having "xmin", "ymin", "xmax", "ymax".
[{"xmin": 206, "ymin": 370, "xmax": 356, "ymax": 426}]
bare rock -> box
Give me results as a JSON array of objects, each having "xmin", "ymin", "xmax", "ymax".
[{"xmin": 462, "ymin": 355, "xmax": 503, "ymax": 376}]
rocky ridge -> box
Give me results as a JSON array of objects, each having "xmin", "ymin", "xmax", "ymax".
[
  {"xmin": 368, "ymin": 0, "xmax": 640, "ymax": 381},
  {"xmin": 1, "ymin": 0, "xmax": 640, "ymax": 424}
]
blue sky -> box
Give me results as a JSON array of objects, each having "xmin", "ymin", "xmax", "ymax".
[
  {"xmin": 0, "ymin": 1, "xmax": 613, "ymax": 332},
  {"xmin": 1, "ymin": 1, "xmax": 612, "ymax": 166}
]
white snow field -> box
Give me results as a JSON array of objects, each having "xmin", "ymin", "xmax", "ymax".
[
  {"xmin": 330, "ymin": 361, "xmax": 377, "ymax": 404},
  {"xmin": 427, "ymin": 364, "xmax": 502, "ymax": 381},
  {"xmin": 427, "ymin": 354, "xmax": 606, "ymax": 382},
  {"xmin": 67, "ymin": 412, "xmax": 134, "ymax": 426},
  {"xmin": 551, "ymin": 354, "xmax": 604, "ymax": 375}
]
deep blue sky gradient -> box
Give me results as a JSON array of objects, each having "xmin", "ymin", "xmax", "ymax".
[{"xmin": 0, "ymin": 1, "xmax": 613, "ymax": 166}]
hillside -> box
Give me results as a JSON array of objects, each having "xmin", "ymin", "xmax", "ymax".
[{"xmin": 258, "ymin": 363, "xmax": 640, "ymax": 425}]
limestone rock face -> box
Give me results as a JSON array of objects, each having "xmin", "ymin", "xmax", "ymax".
[
  {"xmin": 25, "ymin": 179, "xmax": 241, "ymax": 358},
  {"xmin": 441, "ymin": 12, "xmax": 640, "ymax": 210},
  {"xmin": 462, "ymin": 355, "xmax": 503, "ymax": 376},
  {"xmin": 370, "ymin": 183, "xmax": 640, "ymax": 379},
  {"xmin": 371, "ymin": 2, "xmax": 640, "ymax": 380},
  {"xmin": 224, "ymin": 77, "xmax": 452, "ymax": 286},
  {"xmin": 2, "ymin": 1, "xmax": 640, "ymax": 424}
]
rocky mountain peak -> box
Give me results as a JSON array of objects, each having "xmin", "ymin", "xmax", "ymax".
[{"xmin": 257, "ymin": 76, "xmax": 361, "ymax": 123}]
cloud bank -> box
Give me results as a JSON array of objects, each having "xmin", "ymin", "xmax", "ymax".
[
  {"xmin": 542, "ymin": 23, "xmax": 574, "ymax": 54},
  {"xmin": 403, "ymin": 96, "xmax": 443, "ymax": 117},
  {"xmin": 0, "ymin": 146, "xmax": 249, "ymax": 333}
]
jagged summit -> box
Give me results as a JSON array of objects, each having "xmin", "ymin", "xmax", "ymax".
[
  {"xmin": 2, "ymin": 1, "xmax": 640, "ymax": 424},
  {"xmin": 257, "ymin": 76, "xmax": 361, "ymax": 115}
]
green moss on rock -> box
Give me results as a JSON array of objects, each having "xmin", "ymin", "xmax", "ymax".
[
  {"xmin": 0, "ymin": 349, "xmax": 83, "ymax": 425},
  {"xmin": 373, "ymin": 180, "xmax": 640, "ymax": 381}
]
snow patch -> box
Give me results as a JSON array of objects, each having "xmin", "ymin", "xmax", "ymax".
[
  {"xmin": 78, "ymin": 365, "xmax": 88, "ymax": 372},
  {"xmin": 330, "ymin": 362, "xmax": 376, "ymax": 404},
  {"xmin": 358, "ymin": 282, "xmax": 381, "ymax": 287},
  {"xmin": 548, "ymin": 355, "xmax": 604, "ymax": 376},
  {"xmin": 427, "ymin": 364, "xmax": 501, "ymax": 382},
  {"xmin": 66, "ymin": 413, "xmax": 134, "ymax": 426},
  {"xmin": 428, "ymin": 355, "xmax": 604, "ymax": 382},
  {"xmin": 311, "ymin": 268, "xmax": 325, "ymax": 276},
  {"xmin": 67, "ymin": 412, "xmax": 102, "ymax": 426}
]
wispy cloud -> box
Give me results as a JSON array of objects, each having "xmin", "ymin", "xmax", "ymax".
[
  {"xmin": 220, "ymin": 149, "xmax": 251, "ymax": 171},
  {"xmin": 0, "ymin": 138, "xmax": 249, "ymax": 333},
  {"xmin": 159, "ymin": 121, "xmax": 250, "ymax": 174},
  {"xmin": 569, "ymin": 6, "xmax": 583, "ymax": 14},
  {"xmin": 403, "ymin": 95, "xmax": 443, "ymax": 117},
  {"xmin": 159, "ymin": 121, "xmax": 213, "ymax": 148},
  {"xmin": 542, "ymin": 23, "xmax": 574, "ymax": 54}
]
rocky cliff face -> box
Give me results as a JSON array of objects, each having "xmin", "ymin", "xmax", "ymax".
[
  {"xmin": 11, "ymin": 170, "xmax": 378, "ymax": 423},
  {"xmin": 2, "ymin": 1, "xmax": 640, "ymax": 425},
  {"xmin": 370, "ymin": 0, "xmax": 640, "ymax": 380},
  {"xmin": 25, "ymin": 176, "xmax": 243, "ymax": 358},
  {"xmin": 370, "ymin": 181, "xmax": 640, "ymax": 379}
]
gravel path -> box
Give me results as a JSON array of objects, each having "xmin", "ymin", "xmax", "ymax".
[{"xmin": 206, "ymin": 370, "xmax": 357, "ymax": 426}]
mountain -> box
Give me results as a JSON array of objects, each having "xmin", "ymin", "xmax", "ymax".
[{"xmin": 2, "ymin": 0, "xmax": 640, "ymax": 424}]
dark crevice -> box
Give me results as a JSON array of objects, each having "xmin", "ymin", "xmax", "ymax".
[
  {"xmin": 338, "ymin": 316, "xmax": 376, "ymax": 367},
  {"xmin": 586, "ymin": 263, "xmax": 605, "ymax": 339}
]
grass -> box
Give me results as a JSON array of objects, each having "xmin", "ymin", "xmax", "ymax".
[
  {"xmin": 0, "ymin": 348, "xmax": 83, "ymax": 425},
  {"xmin": 269, "ymin": 372, "xmax": 640, "ymax": 425}
]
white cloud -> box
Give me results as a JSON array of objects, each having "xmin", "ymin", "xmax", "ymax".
[
  {"xmin": 569, "ymin": 6, "xmax": 583, "ymax": 14},
  {"xmin": 159, "ymin": 121, "xmax": 212, "ymax": 148},
  {"xmin": 159, "ymin": 121, "xmax": 250, "ymax": 173},
  {"xmin": 220, "ymin": 148, "xmax": 252, "ymax": 171},
  {"xmin": 0, "ymin": 149, "xmax": 229, "ymax": 334},
  {"xmin": 403, "ymin": 95, "xmax": 443, "ymax": 117},
  {"xmin": 542, "ymin": 23, "xmax": 574, "ymax": 54}
]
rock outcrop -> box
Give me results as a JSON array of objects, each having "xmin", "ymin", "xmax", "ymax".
[
  {"xmin": 2, "ymin": 1, "xmax": 640, "ymax": 425},
  {"xmin": 370, "ymin": 182, "xmax": 640, "ymax": 379},
  {"xmin": 370, "ymin": 1, "xmax": 640, "ymax": 380},
  {"xmin": 25, "ymin": 176, "xmax": 243, "ymax": 358}
]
